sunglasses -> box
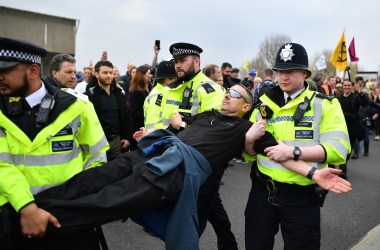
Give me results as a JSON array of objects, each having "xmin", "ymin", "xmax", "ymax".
[{"xmin": 226, "ymin": 88, "xmax": 249, "ymax": 103}]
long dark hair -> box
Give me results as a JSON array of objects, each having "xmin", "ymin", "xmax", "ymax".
[
  {"xmin": 128, "ymin": 66, "xmax": 137, "ymax": 80},
  {"xmin": 129, "ymin": 65, "xmax": 149, "ymax": 94}
]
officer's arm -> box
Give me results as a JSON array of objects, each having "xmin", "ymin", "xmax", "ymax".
[
  {"xmin": 280, "ymin": 160, "xmax": 352, "ymax": 194},
  {"xmin": 243, "ymin": 127, "xmax": 351, "ymax": 193},
  {"xmin": 0, "ymin": 131, "xmax": 35, "ymax": 211},
  {"xmin": 0, "ymin": 169, "xmax": 35, "ymax": 219},
  {"xmin": 255, "ymin": 139, "xmax": 351, "ymax": 193},
  {"xmin": 0, "ymin": 158, "xmax": 60, "ymax": 236},
  {"xmin": 198, "ymin": 83, "xmax": 225, "ymax": 113},
  {"xmin": 264, "ymin": 141, "xmax": 325, "ymax": 163},
  {"xmin": 319, "ymin": 98, "xmax": 350, "ymax": 165}
]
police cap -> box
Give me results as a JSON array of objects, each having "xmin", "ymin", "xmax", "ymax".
[
  {"xmin": 155, "ymin": 60, "xmax": 177, "ymax": 80},
  {"xmin": 169, "ymin": 42, "xmax": 203, "ymax": 60},
  {"xmin": 0, "ymin": 37, "xmax": 47, "ymax": 69},
  {"xmin": 273, "ymin": 42, "xmax": 311, "ymax": 78}
]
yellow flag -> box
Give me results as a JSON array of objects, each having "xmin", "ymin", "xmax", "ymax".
[
  {"xmin": 330, "ymin": 31, "xmax": 348, "ymax": 72},
  {"xmin": 243, "ymin": 59, "xmax": 250, "ymax": 73}
]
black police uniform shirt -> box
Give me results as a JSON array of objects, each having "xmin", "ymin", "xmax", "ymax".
[{"xmin": 176, "ymin": 110, "xmax": 253, "ymax": 174}]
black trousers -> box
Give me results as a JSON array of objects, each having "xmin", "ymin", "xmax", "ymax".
[
  {"xmin": 245, "ymin": 186, "xmax": 321, "ymax": 250},
  {"xmin": 1, "ymin": 150, "xmax": 183, "ymax": 248},
  {"xmin": 0, "ymin": 206, "xmax": 100, "ymax": 250},
  {"xmin": 36, "ymin": 152, "xmax": 183, "ymax": 233},
  {"xmin": 197, "ymin": 175, "xmax": 238, "ymax": 250},
  {"xmin": 106, "ymin": 134, "xmax": 121, "ymax": 161},
  {"xmin": 208, "ymin": 192, "xmax": 238, "ymax": 250}
]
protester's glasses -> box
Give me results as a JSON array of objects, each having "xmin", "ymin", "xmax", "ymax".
[{"xmin": 226, "ymin": 89, "xmax": 249, "ymax": 103}]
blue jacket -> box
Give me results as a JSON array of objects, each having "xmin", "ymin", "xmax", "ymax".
[{"xmin": 133, "ymin": 129, "xmax": 211, "ymax": 250}]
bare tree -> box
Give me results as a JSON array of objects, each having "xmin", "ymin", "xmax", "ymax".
[
  {"xmin": 310, "ymin": 49, "xmax": 335, "ymax": 77},
  {"xmin": 257, "ymin": 34, "xmax": 291, "ymax": 68},
  {"xmin": 249, "ymin": 33, "xmax": 291, "ymax": 78},
  {"xmin": 250, "ymin": 57, "xmax": 267, "ymax": 77}
]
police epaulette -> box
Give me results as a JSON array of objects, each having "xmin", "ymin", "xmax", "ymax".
[
  {"xmin": 64, "ymin": 88, "xmax": 89, "ymax": 102},
  {"xmin": 201, "ymin": 82, "xmax": 215, "ymax": 94},
  {"xmin": 315, "ymin": 93, "xmax": 335, "ymax": 101}
]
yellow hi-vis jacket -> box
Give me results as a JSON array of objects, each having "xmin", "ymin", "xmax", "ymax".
[
  {"xmin": 144, "ymin": 83, "xmax": 165, "ymax": 129},
  {"xmin": 246, "ymin": 85, "xmax": 350, "ymax": 186},
  {"xmin": 0, "ymin": 88, "xmax": 109, "ymax": 212},
  {"xmin": 158, "ymin": 72, "xmax": 225, "ymax": 128}
]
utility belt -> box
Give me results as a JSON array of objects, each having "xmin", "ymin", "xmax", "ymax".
[
  {"xmin": 106, "ymin": 134, "xmax": 119, "ymax": 141},
  {"xmin": 250, "ymin": 162, "xmax": 328, "ymax": 207},
  {"xmin": 251, "ymin": 164, "xmax": 315, "ymax": 196}
]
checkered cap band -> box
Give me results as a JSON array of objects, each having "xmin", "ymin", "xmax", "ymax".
[
  {"xmin": 172, "ymin": 47, "xmax": 200, "ymax": 58},
  {"xmin": 0, "ymin": 49, "xmax": 42, "ymax": 64}
]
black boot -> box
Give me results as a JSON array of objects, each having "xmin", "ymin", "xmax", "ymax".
[
  {"xmin": 364, "ymin": 147, "xmax": 369, "ymax": 156},
  {"xmin": 351, "ymin": 152, "xmax": 359, "ymax": 159}
]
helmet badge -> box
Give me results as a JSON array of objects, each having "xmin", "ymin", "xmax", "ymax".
[{"xmin": 280, "ymin": 44, "xmax": 295, "ymax": 62}]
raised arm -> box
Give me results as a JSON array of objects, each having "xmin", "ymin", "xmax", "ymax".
[{"xmin": 244, "ymin": 120, "xmax": 266, "ymax": 156}]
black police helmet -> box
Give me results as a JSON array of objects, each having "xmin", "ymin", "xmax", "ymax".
[
  {"xmin": 273, "ymin": 42, "xmax": 311, "ymax": 78},
  {"xmin": 155, "ymin": 60, "xmax": 177, "ymax": 80}
]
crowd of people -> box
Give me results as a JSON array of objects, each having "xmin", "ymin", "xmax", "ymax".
[
  {"xmin": 0, "ymin": 36, "xmax": 366, "ymax": 250},
  {"xmin": 70, "ymin": 45, "xmax": 380, "ymax": 180}
]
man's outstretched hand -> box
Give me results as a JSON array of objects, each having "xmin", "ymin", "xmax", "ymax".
[{"xmin": 313, "ymin": 168, "xmax": 352, "ymax": 194}]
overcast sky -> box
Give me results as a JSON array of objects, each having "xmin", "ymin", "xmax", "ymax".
[{"xmin": 2, "ymin": 0, "xmax": 380, "ymax": 75}]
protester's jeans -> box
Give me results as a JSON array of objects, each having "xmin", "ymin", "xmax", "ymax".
[{"xmin": 354, "ymin": 126, "xmax": 370, "ymax": 153}]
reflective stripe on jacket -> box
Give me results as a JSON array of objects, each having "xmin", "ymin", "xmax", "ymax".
[
  {"xmin": 160, "ymin": 72, "xmax": 225, "ymax": 127},
  {"xmin": 249, "ymin": 86, "xmax": 350, "ymax": 185},
  {"xmin": 0, "ymin": 90, "xmax": 109, "ymax": 211},
  {"xmin": 144, "ymin": 83, "xmax": 165, "ymax": 129}
]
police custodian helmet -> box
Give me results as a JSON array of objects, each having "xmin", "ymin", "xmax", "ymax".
[
  {"xmin": 273, "ymin": 42, "xmax": 312, "ymax": 77},
  {"xmin": 155, "ymin": 60, "xmax": 177, "ymax": 80}
]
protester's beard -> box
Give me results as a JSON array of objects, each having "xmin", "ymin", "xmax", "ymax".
[
  {"xmin": 98, "ymin": 76, "xmax": 112, "ymax": 86},
  {"xmin": 178, "ymin": 61, "xmax": 197, "ymax": 83},
  {"xmin": 9, "ymin": 73, "xmax": 30, "ymax": 97}
]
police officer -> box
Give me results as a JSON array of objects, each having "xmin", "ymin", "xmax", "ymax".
[
  {"xmin": 244, "ymin": 42, "xmax": 350, "ymax": 249},
  {"xmin": 144, "ymin": 60, "xmax": 177, "ymax": 129},
  {"xmin": 156, "ymin": 42, "xmax": 225, "ymax": 128},
  {"xmin": 0, "ymin": 37, "xmax": 108, "ymax": 249},
  {"xmin": 148, "ymin": 43, "xmax": 238, "ymax": 249}
]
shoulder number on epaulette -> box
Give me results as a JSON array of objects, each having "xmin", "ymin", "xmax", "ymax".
[
  {"xmin": 202, "ymin": 82, "xmax": 215, "ymax": 94},
  {"xmin": 155, "ymin": 94, "xmax": 163, "ymax": 106}
]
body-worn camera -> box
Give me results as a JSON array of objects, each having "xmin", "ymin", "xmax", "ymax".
[
  {"xmin": 179, "ymin": 87, "xmax": 192, "ymax": 110},
  {"xmin": 293, "ymin": 93, "xmax": 316, "ymax": 123},
  {"xmin": 36, "ymin": 93, "xmax": 55, "ymax": 127}
]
